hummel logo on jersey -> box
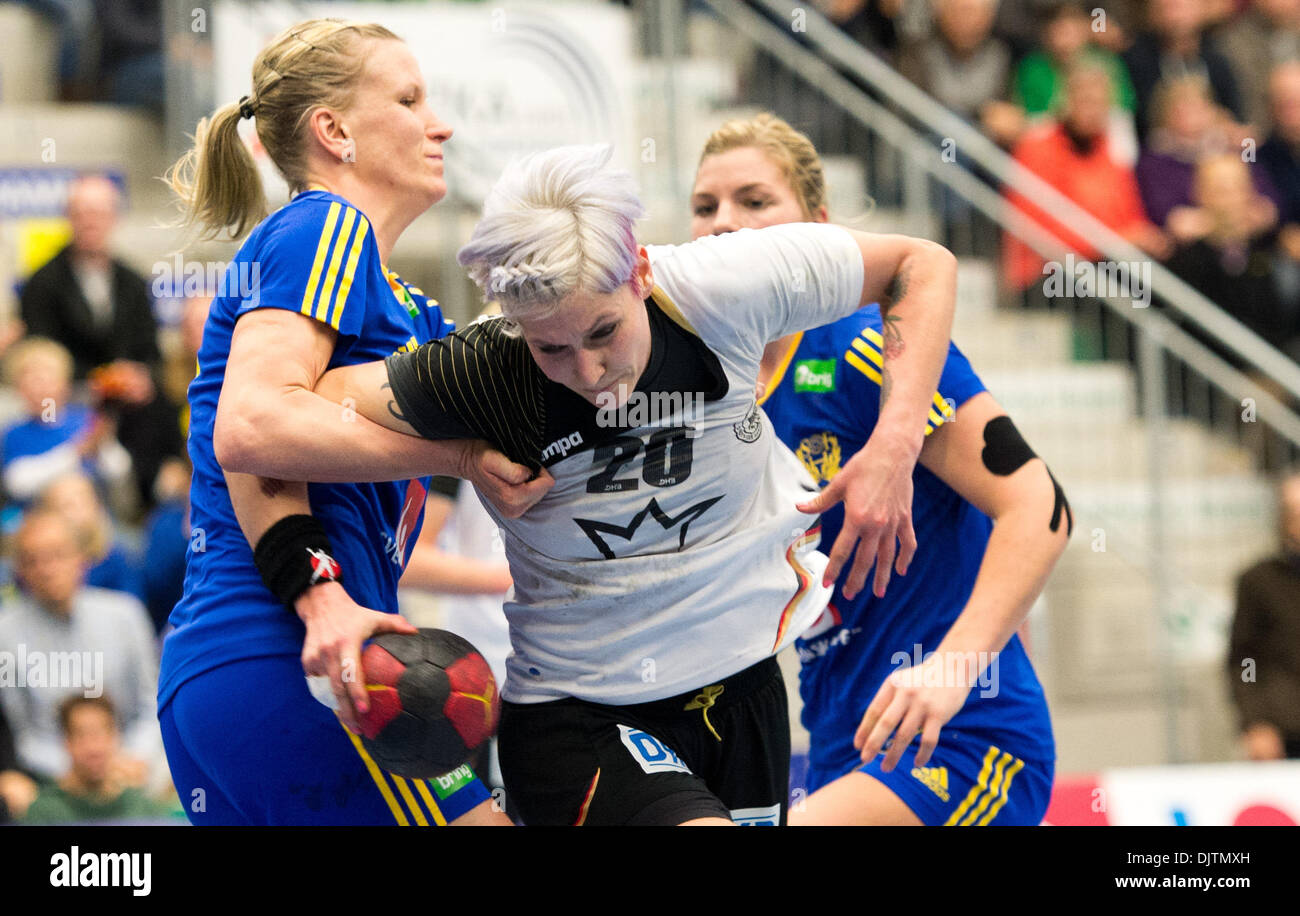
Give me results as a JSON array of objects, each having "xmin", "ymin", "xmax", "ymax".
[
  {"xmin": 912, "ymin": 766, "xmax": 949, "ymax": 801},
  {"xmin": 542, "ymin": 431, "xmax": 584, "ymax": 461},
  {"xmin": 575, "ymin": 495, "xmax": 724, "ymax": 559}
]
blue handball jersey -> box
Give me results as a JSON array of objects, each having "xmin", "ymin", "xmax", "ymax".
[
  {"xmin": 158, "ymin": 190, "xmax": 455, "ymax": 708},
  {"xmin": 761, "ymin": 306, "xmax": 1055, "ymax": 781}
]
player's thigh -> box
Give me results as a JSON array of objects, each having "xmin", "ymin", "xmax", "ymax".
[
  {"xmin": 498, "ymin": 698, "xmax": 731, "ymax": 826},
  {"xmin": 168, "ymin": 654, "xmax": 482, "ymax": 825},
  {"xmin": 797, "ymin": 734, "xmax": 1051, "ymax": 826},
  {"xmin": 789, "ymin": 771, "xmax": 923, "ymax": 826}
]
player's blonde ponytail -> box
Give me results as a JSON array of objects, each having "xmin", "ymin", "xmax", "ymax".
[{"xmin": 166, "ymin": 17, "xmax": 401, "ymax": 240}]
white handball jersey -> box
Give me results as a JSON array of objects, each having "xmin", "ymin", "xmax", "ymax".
[{"xmin": 386, "ymin": 223, "xmax": 866, "ymax": 704}]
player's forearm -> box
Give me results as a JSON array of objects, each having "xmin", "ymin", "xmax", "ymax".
[
  {"xmin": 216, "ymin": 384, "xmax": 471, "ymax": 483},
  {"xmin": 400, "ymin": 548, "xmax": 512, "ymax": 595},
  {"xmin": 933, "ymin": 472, "xmax": 1069, "ymax": 680},
  {"xmin": 874, "ymin": 243, "xmax": 957, "ymax": 456}
]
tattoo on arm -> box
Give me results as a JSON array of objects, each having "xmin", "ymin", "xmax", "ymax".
[
  {"xmin": 881, "ymin": 264, "xmax": 911, "ymax": 314},
  {"xmin": 381, "ymin": 382, "xmax": 406, "ymax": 424}
]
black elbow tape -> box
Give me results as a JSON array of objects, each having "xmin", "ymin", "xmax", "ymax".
[
  {"xmin": 253, "ymin": 514, "xmax": 342, "ymax": 608},
  {"xmin": 980, "ymin": 415, "xmax": 1037, "ymax": 476}
]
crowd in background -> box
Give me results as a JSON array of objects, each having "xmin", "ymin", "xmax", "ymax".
[
  {"xmin": 0, "ymin": 0, "xmax": 1298, "ymax": 826},
  {"xmin": 827, "ymin": 0, "xmax": 1300, "ymax": 363}
]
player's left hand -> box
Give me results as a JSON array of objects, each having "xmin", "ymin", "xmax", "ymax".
[
  {"xmin": 854, "ymin": 656, "xmax": 974, "ymax": 772},
  {"xmin": 797, "ymin": 431, "xmax": 919, "ymax": 600},
  {"xmin": 461, "ymin": 439, "xmax": 554, "ymax": 518}
]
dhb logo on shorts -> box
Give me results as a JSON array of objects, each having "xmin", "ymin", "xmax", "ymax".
[{"xmin": 617, "ymin": 724, "xmax": 692, "ymax": 775}]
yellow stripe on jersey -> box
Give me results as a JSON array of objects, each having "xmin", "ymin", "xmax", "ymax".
[
  {"xmin": 414, "ymin": 779, "xmax": 449, "ymax": 826},
  {"xmin": 330, "ymin": 214, "xmax": 369, "ymax": 330},
  {"xmin": 314, "ymin": 208, "xmax": 357, "ymax": 322},
  {"xmin": 845, "ymin": 332, "xmax": 951, "ymax": 435},
  {"xmin": 342, "ymin": 725, "xmax": 409, "ymax": 825},
  {"xmin": 301, "ymin": 202, "xmax": 342, "ymax": 317},
  {"xmin": 649, "ymin": 286, "xmax": 701, "ymax": 337},
  {"xmin": 389, "ymin": 775, "xmax": 429, "ymax": 826},
  {"xmin": 757, "ymin": 332, "xmax": 804, "ymax": 407}
]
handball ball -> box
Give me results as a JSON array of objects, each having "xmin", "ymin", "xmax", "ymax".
[{"xmin": 356, "ymin": 628, "xmax": 501, "ymax": 779}]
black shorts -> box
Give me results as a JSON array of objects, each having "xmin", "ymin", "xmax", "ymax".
[{"xmin": 498, "ymin": 657, "xmax": 790, "ymax": 826}]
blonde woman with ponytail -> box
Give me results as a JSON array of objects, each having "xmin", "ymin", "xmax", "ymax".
[{"xmin": 158, "ymin": 18, "xmax": 543, "ymax": 826}]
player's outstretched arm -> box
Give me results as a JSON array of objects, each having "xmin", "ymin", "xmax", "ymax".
[
  {"xmin": 853, "ymin": 391, "xmax": 1072, "ymax": 773},
  {"xmin": 216, "ymin": 309, "xmax": 549, "ymax": 517},
  {"xmin": 799, "ymin": 232, "xmax": 957, "ymax": 599}
]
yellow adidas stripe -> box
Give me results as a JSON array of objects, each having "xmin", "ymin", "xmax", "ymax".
[
  {"xmin": 977, "ymin": 757, "xmax": 1025, "ymax": 825},
  {"xmin": 330, "ymin": 214, "xmax": 369, "ymax": 329},
  {"xmin": 414, "ymin": 779, "xmax": 449, "ymax": 826},
  {"xmin": 301, "ymin": 202, "xmax": 342, "ymax": 317},
  {"xmin": 959, "ymin": 752, "xmax": 1012, "ymax": 825},
  {"xmin": 844, "ymin": 350, "xmax": 882, "ymax": 386},
  {"xmin": 390, "ymin": 775, "xmax": 429, "ymax": 826},
  {"xmin": 945, "ymin": 746, "xmax": 999, "ymax": 826},
  {"xmin": 314, "ymin": 208, "xmax": 357, "ymax": 322},
  {"xmin": 342, "ymin": 727, "xmax": 409, "ymax": 826},
  {"xmin": 849, "ymin": 335, "xmax": 956, "ymax": 434}
]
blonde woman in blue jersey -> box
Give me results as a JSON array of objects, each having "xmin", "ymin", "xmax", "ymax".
[
  {"xmin": 158, "ymin": 18, "xmax": 546, "ymax": 825},
  {"xmin": 310, "ymin": 144, "xmax": 959, "ymax": 825},
  {"xmin": 689, "ymin": 114, "xmax": 1070, "ymax": 825}
]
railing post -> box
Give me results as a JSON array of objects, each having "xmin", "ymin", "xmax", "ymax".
[{"xmin": 1138, "ymin": 318, "xmax": 1181, "ymax": 763}]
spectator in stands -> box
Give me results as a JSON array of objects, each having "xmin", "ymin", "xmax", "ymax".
[
  {"xmin": 1166, "ymin": 154, "xmax": 1298, "ymax": 353},
  {"xmin": 22, "ymin": 695, "xmax": 177, "ymax": 823},
  {"xmin": 1218, "ymin": 0, "xmax": 1300, "ymax": 131},
  {"xmin": 824, "ymin": 0, "xmax": 904, "ymax": 62},
  {"xmin": 1013, "ymin": 1, "xmax": 1140, "ymax": 162},
  {"xmin": 897, "ymin": 0, "xmax": 1024, "ymax": 147},
  {"xmin": 1002, "ymin": 62, "xmax": 1170, "ymax": 293},
  {"xmin": 1014, "ymin": 3, "xmax": 1138, "ymax": 119},
  {"xmin": 1259, "ymin": 62, "xmax": 1300, "ymax": 269},
  {"xmin": 0, "ymin": 509, "xmax": 161, "ymax": 784},
  {"xmin": 18, "ymin": 174, "xmax": 184, "ymax": 510},
  {"xmin": 160, "ymin": 293, "xmax": 210, "ymax": 440},
  {"xmin": 38, "ymin": 471, "xmax": 145, "ymax": 603},
  {"xmin": 1228, "ymin": 471, "xmax": 1300, "ymax": 760},
  {"xmin": 17, "ymin": 0, "xmax": 99, "ymax": 101},
  {"xmin": 1121, "ymin": 0, "xmax": 1245, "ymax": 139},
  {"xmin": 1137, "ymin": 75, "xmax": 1279, "ymax": 237},
  {"xmin": 93, "ymin": 0, "xmax": 163, "ymax": 114},
  {"xmin": 1, "ymin": 337, "xmax": 132, "ymax": 509},
  {"xmin": 0, "ymin": 705, "xmax": 38, "ymax": 823}
]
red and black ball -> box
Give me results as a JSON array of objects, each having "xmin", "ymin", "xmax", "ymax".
[{"xmin": 356, "ymin": 628, "xmax": 501, "ymax": 778}]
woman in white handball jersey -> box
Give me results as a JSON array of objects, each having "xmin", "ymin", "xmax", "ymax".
[{"xmin": 311, "ymin": 144, "xmax": 958, "ymax": 825}]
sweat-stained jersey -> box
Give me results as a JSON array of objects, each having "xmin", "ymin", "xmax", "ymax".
[
  {"xmin": 159, "ymin": 189, "xmax": 455, "ymax": 708},
  {"xmin": 761, "ymin": 306, "xmax": 1056, "ymax": 791},
  {"xmin": 385, "ymin": 223, "xmax": 867, "ymax": 705}
]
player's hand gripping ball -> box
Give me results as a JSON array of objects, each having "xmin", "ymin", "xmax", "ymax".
[{"xmin": 355, "ymin": 628, "xmax": 501, "ymax": 778}]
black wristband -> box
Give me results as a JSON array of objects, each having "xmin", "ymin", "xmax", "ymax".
[{"xmin": 252, "ymin": 515, "xmax": 343, "ymax": 607}]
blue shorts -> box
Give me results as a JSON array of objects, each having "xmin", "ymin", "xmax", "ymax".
[
  {"xmin": 810, "ymin": 730, "xmax": 1054, "ymax": 826},
  {"xmin": 159, "ymin": 654, "xmax": 490, "ymax": 825}
]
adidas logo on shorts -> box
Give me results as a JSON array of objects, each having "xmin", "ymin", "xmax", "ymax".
[{"xmin": 911, "ymin": 765, "xmax": 950, "ymax": 802}]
